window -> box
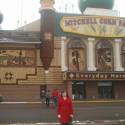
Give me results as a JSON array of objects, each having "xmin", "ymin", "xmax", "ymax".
[
  {"xmin": 98, "ymin": 82, "xmax": 114, "ymax": 99},
  {"xmin": 72, "ymin": 81, "xmax": 86, "ymax": 100},
  {"xmin": 67, "ymin": 38, "xmax": 86, "ymax": 71},
  {"xmin": 121, "ymin": 44, "xmax": 125, "ymax": 69},
  {"xmin": 96, "ymin": 40, "xmax": 113, "ymax": 71}
]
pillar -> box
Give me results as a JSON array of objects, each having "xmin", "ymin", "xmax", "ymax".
[
  {"xmin": 87, "ymin": 38, "xmax": 96, "ymax": 71},
  {"xmin": 114, "ymin": 39, "xmax": 124, "ymax": 71},
  {"xmin": 61, "ymin": 37, "xmax": 68, "ymax": 71}
]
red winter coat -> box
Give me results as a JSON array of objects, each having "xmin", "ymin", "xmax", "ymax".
[
  {"xmin": 57, "ymin": 97, "xmax": 73, "ymax": 124},
  {"xmin": 52, "ymin": 90, "xmax": 59, "ymax": 98}
]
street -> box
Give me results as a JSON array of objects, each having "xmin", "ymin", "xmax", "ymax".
[{"xmin": 0, "ymin": 102, "xmax": 125, "ymax": 124}]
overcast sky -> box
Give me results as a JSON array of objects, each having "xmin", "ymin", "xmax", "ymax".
[{"xmin": 0, "ymin": 0, "xmax": 124, "ymax": 30}]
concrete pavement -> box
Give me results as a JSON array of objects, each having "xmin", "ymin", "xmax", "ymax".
[{"xmin": 0, "ymin": 100, "xmax": 125, "ymax": 125}]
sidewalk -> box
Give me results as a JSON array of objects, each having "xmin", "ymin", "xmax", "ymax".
[{"xmin": 1, "ymin": 120, "xmax": 125, "ymax": 125}]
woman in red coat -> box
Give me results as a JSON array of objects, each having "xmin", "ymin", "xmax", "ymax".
[{"xmin": 57, "ymin": 91, "xmax": 73, "ymax": 125}]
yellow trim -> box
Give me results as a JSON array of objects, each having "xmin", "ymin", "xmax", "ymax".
[{"xmin": 73, "ymin": 100, "xmax": 125, "ymax": 103}]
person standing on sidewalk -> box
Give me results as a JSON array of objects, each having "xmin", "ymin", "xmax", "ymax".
[
  {"xmin": 57, "ymin": 91, "xmax": 73, "ymax": 125},
  {"xmin": 51, "ymin": 89, "xmax": 59, "ymax": 108},
  {"xmin": 45, "ymin": 90, "xmax": 50, "ymax": 107}
]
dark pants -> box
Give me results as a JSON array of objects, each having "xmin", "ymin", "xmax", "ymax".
[
  {"xmin": 46, "ymin": 97, "xmax": 50, "ymax": 106},
  {"xmin": 53, "ymin": 97, "xmax": 57, "ymax": 107}
]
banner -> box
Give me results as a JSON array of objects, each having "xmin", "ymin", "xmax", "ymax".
[{"xmin": 60, "ymin": 16, "xmax": 125, "ymax": 37}]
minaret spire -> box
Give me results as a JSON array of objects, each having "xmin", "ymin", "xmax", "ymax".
[{"xmin": 40, "ymin": 0, "xmax": 55, "ymax": 10}]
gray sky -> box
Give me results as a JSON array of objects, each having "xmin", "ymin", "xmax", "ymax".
[{"xmin": 0, "ymin": 0, "xmax": 124, "ymax": 30}]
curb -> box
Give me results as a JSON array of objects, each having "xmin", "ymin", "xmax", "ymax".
[
  {"xmin": 1, "ymin": 100, "xmax": 125, "ymax": 104},
  {"xmin": 73, "ymin": 100, "xmax": 125, "ymax": 104},
  {"xmin": 1, "ymin": 119, "xmax": 125, "ymax": 125}
]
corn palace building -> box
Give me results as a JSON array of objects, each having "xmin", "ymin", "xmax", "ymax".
[{"xmin": 0, "ymin": 0, "xmax": 125, "ymax": 101}]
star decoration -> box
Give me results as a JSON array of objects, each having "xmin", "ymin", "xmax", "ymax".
[{"xmin": 4, "ymin": 72, "xmax": 13, "ymax": 80}]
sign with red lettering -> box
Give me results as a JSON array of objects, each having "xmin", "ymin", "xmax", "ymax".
[{"xmin": 60, "ymin": 16, "xmax": 125, "ymax": 37}]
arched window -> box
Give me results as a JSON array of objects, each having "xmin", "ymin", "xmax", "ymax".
[
  {"xmin": 96, "ymin": 40, "xmax": 113, "ymax": 72},
  {"xmin": 121, "ymin": 44, "xmax": 125, "ymax": 69},
  {"xmin": 67, "ymin": 38, "xmax": 86, "ymax": 71}
]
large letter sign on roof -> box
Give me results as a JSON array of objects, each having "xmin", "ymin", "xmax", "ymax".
[{"xmin": 60, "ymin": 16, "xmax": 125, "ymax": 38}]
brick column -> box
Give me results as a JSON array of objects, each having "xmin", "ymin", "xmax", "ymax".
[
  {"xmin": 86, "ymin": 82, "xmax": 98, "ymax": 99},
  {"xmin": 66, "ymin": 81, "xmax": 72, "ymax": 99}
]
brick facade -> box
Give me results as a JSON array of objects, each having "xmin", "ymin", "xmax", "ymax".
[
  {"xmin": 0, "ymin": 85, "xmax": 40, "ymax": 102},
  {"xmin": 114, "ymin": 82, "xmax": 125, "ymax": 99},
  {"xmin": 86, "ymin": 82, "xmax": 98, "ymax": 99}
]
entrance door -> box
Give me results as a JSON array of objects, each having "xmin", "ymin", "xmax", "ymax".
[
  {"xmin": 72, "ymin": 81, "xmax": 86, "ymax": 100},
  {"xmin": 98, "ymin": 82, "xmax": 114, "ymax": 99}
]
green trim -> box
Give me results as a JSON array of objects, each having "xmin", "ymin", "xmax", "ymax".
[{"xmin": 79, "ymin": 0, "xmax": 114, "ymax": 13}]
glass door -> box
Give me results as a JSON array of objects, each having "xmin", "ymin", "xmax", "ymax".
[
  {"xmin": 72, "ymin": 81, "xmax": 86, "ymax": 100},
  {"xmin": 98, "ymin": 82, "xmax": 114, "ymax": 99}
]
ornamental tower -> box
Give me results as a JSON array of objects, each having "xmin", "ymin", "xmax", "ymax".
[{"xmin": 39, "ymin": 0, "xmax": 55, "ymax": 71}]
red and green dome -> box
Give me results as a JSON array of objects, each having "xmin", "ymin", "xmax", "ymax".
[{"xmin": 79, "ymin": 0, "xmax": 114, "ymax": 13}]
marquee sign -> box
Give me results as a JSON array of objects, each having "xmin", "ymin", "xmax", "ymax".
[
  {"xmin": 60, "ymin": 16, "xmax": 125, "ymax": 38},
  {"xmin": 63, "ymin": 72, "xmax": 125, "ymax": 81}
]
